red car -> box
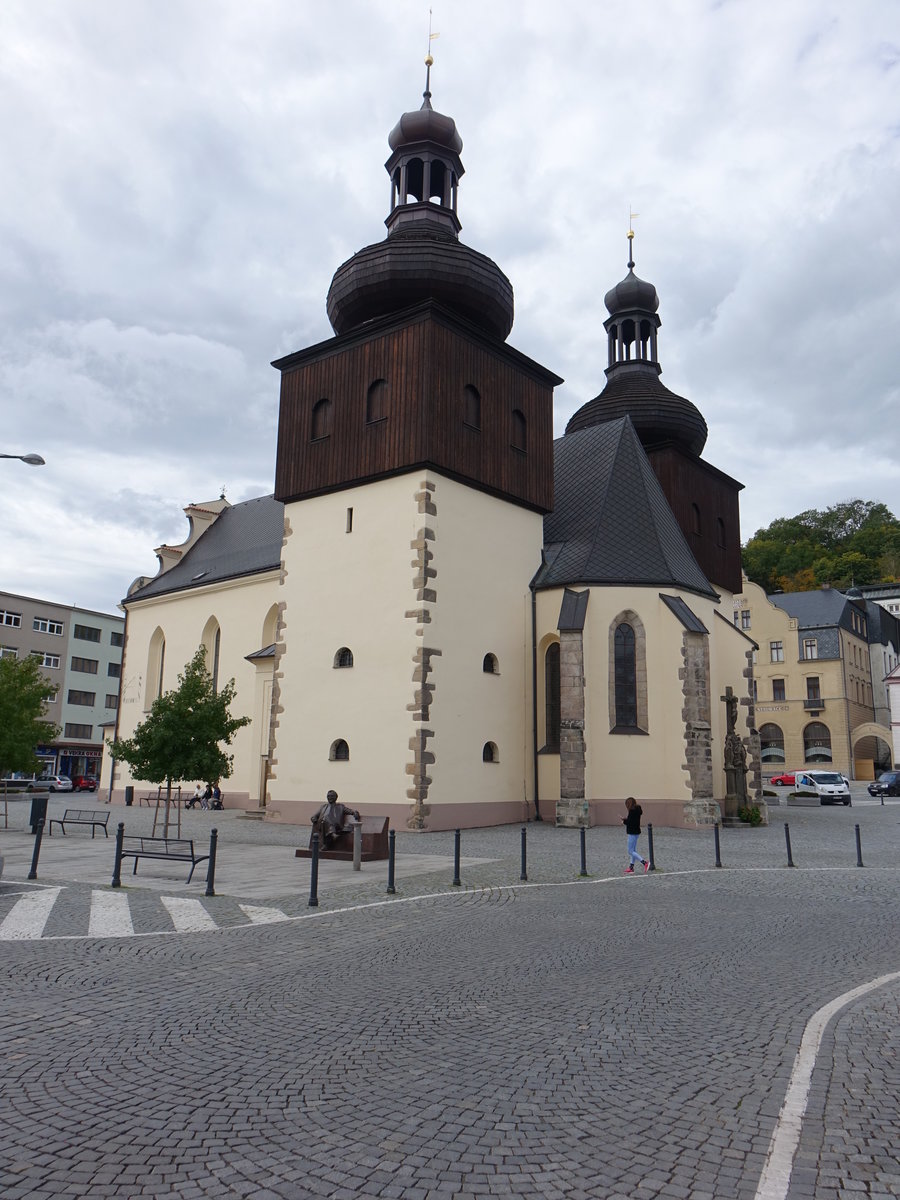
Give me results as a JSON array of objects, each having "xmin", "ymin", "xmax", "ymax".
[
  {"xmin": 769, "ymin": 772, "xmax": 796, "ymax": 786},
  {"xmin": 73, "ymin": 775, "xmax": 99, "ymax": 792}
]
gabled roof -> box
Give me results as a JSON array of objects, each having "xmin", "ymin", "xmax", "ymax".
[
  {"xmin": 127, "ymin": 495, "xmax": 284, "ymax": 603},
  {"xmin": 534, "ymin": 417, "xmax": 717, "ymax": 599},
  {"xmin": 769, "ymin": 588, "xmax": 854, "ymax": 629}
]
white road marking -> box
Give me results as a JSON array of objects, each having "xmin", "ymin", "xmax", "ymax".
[
  {"xmin": 0, "ymin": 887, "xmax": 62, "ymax": 940},
  {"xmin": 239, "ymin": 903, "xmax": 289, "ymax": 925},
  {"xmin": 88, "ymin": 890, "xmax": 134, "ymax": 938},
  {"xmin": 754, "ymin": 969, "xmax": 900, "ymax": 1200},
  {"xmin": 160, "ymin": 896, "xmax": 218, "ymax": 932}
]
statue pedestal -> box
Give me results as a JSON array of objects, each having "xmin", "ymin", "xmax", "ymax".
[{"xmin": 295, "ymin": 816, "xmax": 390, "ymax": 861}]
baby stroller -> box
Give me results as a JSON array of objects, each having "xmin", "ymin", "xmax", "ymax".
[{"xmin": 210, "ymin": 787, "xmax": 224, "ymax": 811}]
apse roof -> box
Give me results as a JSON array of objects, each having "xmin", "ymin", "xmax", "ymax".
[
  {"xmin": 126, "ymin": 495, "xmax": 284, "ymax": 603},
  {"xmin": 535, "ymin": 416, "xmax": 717, "ymax": 598}
]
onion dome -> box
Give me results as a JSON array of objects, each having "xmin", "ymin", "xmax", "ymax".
[
  {"xmin": 326, "ymin": 59, "xmax": 514, "ymax": 341},
  {"xmin": 565, "ymin": 232, "xmax": 707, "ymax": 455}
]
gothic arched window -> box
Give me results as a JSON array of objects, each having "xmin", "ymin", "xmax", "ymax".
[{"xmin": 544, "ymin": 642, "xmax": 560, "ymax": 752}]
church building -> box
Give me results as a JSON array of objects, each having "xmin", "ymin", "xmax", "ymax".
[{"xmin": 107, "ymin": 71, "xmax": 762, "ymax": 830}]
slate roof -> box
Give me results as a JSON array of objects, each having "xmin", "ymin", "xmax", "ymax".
[
  {"xmin": 769, "ymin": 589, "xmax": 852, "ymax": 629},
  {"xmin": 660, "ymin": 594, "xmax": 708, "ymax": 634},
  {"xmin": 535, "ymin": 417, "xmax": 717, "ymax": 598},
  {"xmin": 127, "ymin": 495, "xmax": 284, "ymax": 603}
]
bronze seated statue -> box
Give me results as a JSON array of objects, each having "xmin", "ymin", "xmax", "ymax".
[{"xmin": 309, "ymin": 789, "xmax": 360, "ymax": 850}]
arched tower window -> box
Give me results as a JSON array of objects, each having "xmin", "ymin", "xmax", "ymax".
[
  {"xmin": 614, "ymin": 624, "xmax": 637, "ymax": 727},
  {"xmin": 511, "ymin": 409, "xmax": 527, "ymax": 453},
  {"xmin": 262, "ymin": 604, "xmax": 278, "ymax": 648},
  {"xmin": 311, "ymin": 398, "xmax": 332, "ymax": 441},
  {"xmin": 429, "ymin": 160, "xmax": 447, "ymax": 204},
  {"xmin": 691, "ymin": 503, "xmax": 702, "ymax": 536},
  {"xmin": 406, "ymin": 157, "xmax": 425, "ymax": 201},
  {"xmin": 482, "ymin": 741, "xmax": 498, "ymax": 763},
  {"xmin": 329, "ymin": 739, "xmax": 350, "ymax": 762},
  {"xmin": 145, "ymin": 627, "xmax": 165, "ymax": 710},
  {"xmin": 759, "ymin": 723, "xmax": 785, "ymax": 764},
  {"xmin": 201, "ymin": 617, "xmax": 221, "ymax": 694},
  {"xmin": 803, "ymin": 722, "xmax": 832, "ymax": 763},
  {"xmin": 366, "ymin": 379, "xmax": 388, "ymax": 424},
  {"xmin": 608, "ymin": 610, "xmax": 649, "ymax": 733},
  {"xmin": 544, "ymin": 642, "xmax": 560, "ymax": 752},
  {"xmin": 482, "ymin": 653, "xmax": 498, "ymax": 674},
  {"xmin": 334, "ymin": 647, "xmax": 354, "ymax": 669},
  {"xmin": 716, "ymin": 517, "xmax": 726, "ymax": 548},
  {"xmin": 464, "ymin": 384, "xmax": 481, "ymax": 430}
]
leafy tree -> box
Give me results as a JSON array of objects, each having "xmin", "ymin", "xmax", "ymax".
[
  {"xmin": 0, "ymin": 655, "xmax": 60, "ymax": 777},
  {"xmin": 744, "ymin": 500, "xmax": 900, "ymax": 593},
  {"xmin": 108, "ymin": 647, "xmax": 249, "ymax": 835}
]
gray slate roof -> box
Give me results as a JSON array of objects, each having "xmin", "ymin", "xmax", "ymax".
[
  {"xmin": 535, "ymin": 417, "xmax": 717, "ymax": 598},
  {"xmin": 127, "ymin": 495, "xmax": 284, "ymax": 603},
  {"xmin": 769, "ymin": 588, "xmax": 852, "ymax": 629}
]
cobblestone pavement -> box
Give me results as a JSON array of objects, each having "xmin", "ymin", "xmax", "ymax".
[{"xmin": 2, "ymin": 792, "xmax": 899, "ymax": 1198}]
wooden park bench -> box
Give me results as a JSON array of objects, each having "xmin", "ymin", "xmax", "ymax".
[
  {"xmin": 119, "ymin": 835, "xmax": 209, "ymax": 883},
  {"xmin": 139, "ymin": 785, "xmax": 182, "ymax": 806},
  {"xmin": 48, "ymin": 808, "xmax": 111, "ymax": 838}
]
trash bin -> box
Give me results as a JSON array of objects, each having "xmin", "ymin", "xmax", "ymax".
[
  {"xmin": 124, "ymin": 785, "xmax": 134, "ymax": 806},
  {"xmin": 29, "ymin": 793, "xmax": 49, "ymax": 834}
]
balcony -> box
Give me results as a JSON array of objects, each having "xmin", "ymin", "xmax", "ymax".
[{"xmin": 803, "ymin": 698, "xmax": 825, "ymax": 711}]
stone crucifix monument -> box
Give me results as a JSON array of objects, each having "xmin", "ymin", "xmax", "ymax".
[{"xmin": 721, "ymin": 685, "xmax": 749, "ymax": 821}]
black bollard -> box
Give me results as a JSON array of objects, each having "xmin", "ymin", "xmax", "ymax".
[
  {"xmin": 111, "ymin": 821, "xmax": 125, "ymax": 888},
  {"xmin": 452, "ymin": 829, "xmax": 461, "ymax": 887},
  {"xmin": 579, "ymin": 825, "xmax": 588, "ymax": 877},
  {"xmin": 205, "ymin": 827, "xmax": 218, "ymax": 897},
  {"xmin": 386, "ymin": 829, "xmax": 396, "ymax": 894},
  {"xmin": 308, "ymin": 832, "xmax": 319, "ymax": 907},
  {"xmin": 784, "ymin": 822, "xmax": 795, "ymax": 868},
  {"xmin": 520, "ymin": 827, "xmax": 528, "ymax": 882},
  {"xmin": 714, "ymin": 822, "xmax": 722, "ymax": 868},
  {"xmin": 647, "ymin": 823, "xmax": 656, "ymax": 872},
  {"xmin": 27, "ymin": 818, "xmax": 45, "ymax": 881},
  {"xmin": 855, "ymin": 823, "xmax": 864, "ymax": 868}
]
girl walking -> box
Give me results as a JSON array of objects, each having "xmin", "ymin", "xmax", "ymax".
[{"xmin": 623, "ymin": 796, "xmax": 650, "ymax": 874}]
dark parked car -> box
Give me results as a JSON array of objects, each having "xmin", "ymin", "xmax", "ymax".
[
  {"xmin": 73, "ymin": 775, "xmax": 99, "ymax": 792},
  {"xmin": 868, "ymin": 771, "xmax": 900, "ymax": 797}
]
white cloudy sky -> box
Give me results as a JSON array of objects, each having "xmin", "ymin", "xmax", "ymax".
[{"xmin": 2, "ymin": 0, "xmax": 899, "ymax": 614}]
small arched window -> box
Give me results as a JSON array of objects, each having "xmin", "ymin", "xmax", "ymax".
[
  {"xmin": 803, "ymin": 722, "xmax": 832, "ymax": 763},
  {"xmin": 311, "ymin": 398, "xmax": 332, "ymax": 441},
  {"xmin": 333, "ymin": 647, "xmax": 354, "ymax": 669},
  {"xmin": 544, "ymin": 643, "xmax": 560, "ymax": 752},
  {"xmin": 716, "ymin": 517, "xmax": 726, "ymax": 548},
  {"xmin": 329, "ymin": 739, "xmax": 350, "ymax": 762},
  {"xmin": 482, "ymin": 653, "xmax": 498, "ymax": 674},
  {"xmin": 759, "ymin": 723, "xmax": 785, "ymax": 764},
  {"xmin": 366, "ymin": 379, "xmax": 388, "ymax": 424},
  {"xmin": 511, "ymin": 409, "xmax": 527, "ymax": 453},
  {"xmin": 482, "ymin": 741, "xmax": 498, "ymax": 763},
  {"xmin": 691, "ymin": 503, "xmax": 702, "ymax": 536},
  {"xmin": 464, "ymin": 385, "xmax": 481, "ymax": 430}
]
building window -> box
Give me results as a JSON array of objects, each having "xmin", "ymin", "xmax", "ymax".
[
  {"xmin": 110, "ymin": 631, "xmax": 124, "ymax": 647},
  {"xmin": 759, "ymin": 723, "xmax": 786, "ymax": 764},
  {"xmin": 464, "ymin": 384, "xmax": 481, "ymax": 430},
  {"xmin": 803, "ymin": 638, "xmax": 818, "ymax": 660},
  {"xmin": 511, "ymin": 408, "xmax": 527, "ymax": 453},
  {"xmin": 482, "ymin": 653, "xmax": 499, "ymax": 674},
  {"xmin": 346, "ymin": 507, "xmax": 353, "ymax": 534},
  {"xmin": 68, "ymin": 689, "xmax": 96, "ymax": 706},
  {"xmin": 33, "ymin": 616, "xmax": 63, "ymax": 635},
  {"xmin": 770, "ymin": 641, "xmax": 784, "ymax": 662},
  {"xmin": 146, "ymin": 628, "xmax": 165, "ymax": 709},
  {"xmin": 71, "ymin": 656, "xmax": 99, "ymax": 674},
  {"xmin": 741, "ymin": 610, "xmax": 751, "ymax": 630},
  {"xmin": 773, "ymin": 678, "xmax": 785, "ymax": 702},
  {"xmin": 106, "ymin": 694, "xmax": 118, "ymax": 709},
  {"xmin": 33, "ymin": 651, "xmax": 60, "ymax": 668},
  {"xmin": 73, "ymin": 624, "xmax": 102, "ymax": 643},
  {"xmin": 366, "ymin": 378, "xmax": 388, "ymax": 424},
  {"xmin": 733, "ymin": 611, "xmax": 739, "ymax": 627},
  {"xmin": 803, "ymin": 721, "xmax": 832, "ymax": 763},
  {"xmin": 329, "ymin": 739, "xmax": 350, "ymax": 762},
  {"xmin": 1, "ymin": 610, "xmax": 22, "ymax": 628},
  {"xmin": 64, "ymin": 723, "xmax": 93, "ymax": 739},
  {"xmin": 311, "ymin": 397, "xmax": 332, "ymax": 441},
  {"xmin": 0, "ymin": 645, "xmax": 17, "ymax": 659},
  {"xmin": 108, "ymin": 662, "xmax": 121, "ymax": 678},
  {"xmin": 691, "ymin": 503, "xmax": 701, "ymax": 535},
  {"xmin": 807, "ymin": 677, "xmax": 821, "ymax": 702},
  {"xmin": 543, "ymin": 643, "xmax": 560, "ymax": 752},
  {"xmin": 333, "ymin": 647, "xmax": 354, "ymax": 668},
  {"xmin": 614, "ymin": 623, "xmax": 638, "ymax": 728},
  {"xmin": 482, "ymin": 741, "xmax": 498, "ymax": 763},
  {"xmin": 716, "ymin": 517, "xmax": 726, "ymax": 548}
]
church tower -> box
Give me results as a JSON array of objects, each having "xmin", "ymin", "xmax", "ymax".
[
  {"xmin": 566, "ymin": 233, "xmax": 743, "ymax": 594},
  {"xmin": 269, "ymin": 63, "xmax": 561, "ymax": 830}
]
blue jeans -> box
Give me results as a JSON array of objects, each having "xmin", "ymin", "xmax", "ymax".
[{"xmin": 627, "ymin": 833, "xmax": 644, "ymax": 866}]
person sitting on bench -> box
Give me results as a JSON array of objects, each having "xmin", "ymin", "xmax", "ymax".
[{"xmin": 310, "ymin": 789, "xmax": 360, "ymax": 849}]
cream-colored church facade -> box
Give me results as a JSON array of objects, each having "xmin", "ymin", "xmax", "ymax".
[{"xmin": 104, "ymin": 79, "xmax": 763, "ymax": 831}]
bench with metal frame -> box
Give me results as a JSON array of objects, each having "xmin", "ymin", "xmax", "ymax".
[
  {"xmin": 48, "ymin": 808, "xmax": 111, "ymax": 838},
  {"xmin": 119, "ymin": 835, "xmax": 209, "ymax": 883}
]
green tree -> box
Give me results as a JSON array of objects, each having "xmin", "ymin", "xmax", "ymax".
[
  {"xmin": 0, "ymin": 655, "xmax": 60, "ymax": 777},
  {"xmin": 108, "ymin": 647, "xmax": 250, "ymax": 835}
]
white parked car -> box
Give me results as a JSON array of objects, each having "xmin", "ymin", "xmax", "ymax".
[
  {"xmin": 36, "ymin": 774, "xmax": 73, "ymax": 793},
  {"xmin": 795, "ymin": 770, "xmax": 851, "ymax": 806}
]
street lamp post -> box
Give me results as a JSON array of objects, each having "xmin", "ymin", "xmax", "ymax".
[{"xmin": 0, "ymin": 453, "xmax": 45, "ymax": 465}]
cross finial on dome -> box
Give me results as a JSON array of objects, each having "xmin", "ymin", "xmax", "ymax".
[
  {"xmin": 627, "ymin": 206, "xmax": 639, "ymax": 270},
  {"xmin": 423, "ymin": 10, "xmax": 439, "ymax": 109}
]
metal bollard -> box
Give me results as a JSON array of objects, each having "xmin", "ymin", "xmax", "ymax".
[
  {"xmin": 579, "ymin": 825, "xmax": 588, "ymax": 877},
  {"xmin": 386, "ymin": 829, "xmax": 396, "ymax": 894},
  {"xmin": 784, "ymin": 822, "xmax": 795, "ymax": 868},
  {"xmin": 27, "ymin": 818, "xmax": 45, "ymax": 881},
  {"xmin": 855, "ymin": 824, "xmax": 864, "ymax": 868},
  {"xmin": 308, "ymin": 832, "xmax": 320, "ymax": 907},
  {"xmin": 205, "ymin": 827, "xmax": 218, "ymax": 897},
  {"xmin": 111, "ymin": 821, "xmax": 125, "ymax": 888},
  {"xmin": 714, "ymin": 822, "xmax": 722, "ymax": 868},
  {"xmin": 452, "ymin": 829, "xmax": 461, "ymax": 886},
  {"xmin": 520, "ymin": 827, "xmax": 528, "ymax": 882},
  {"xmin": 647, "ymin": 823, "xmax": 656, "ymax": 872},
  {"xmin": 353, "ymin": 823, "xmax": 362, "ymax": 872}
]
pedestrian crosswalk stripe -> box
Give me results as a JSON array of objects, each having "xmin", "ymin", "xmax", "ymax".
[
  {"xmin": 0, "ymin": 887, "xmax": 62, "ymax": 940},
  {"xmin": 88, "ymin": 889, "xmax": 134, "ymax": 938},
  {"xmin": 161, "ymin": 895, "xmax": 218, "ymax": 932},
  {"xmin": 239, "ymin": 903, "xmax": 289, "ymax": 925}
]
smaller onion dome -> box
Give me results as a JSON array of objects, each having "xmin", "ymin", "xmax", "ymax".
[
  {"xmin": 388, "ymin": 98, "xmax": 463, "ymax": 155},
  {"xmin": 604, "ymin": 267, "xmax": 659, "ymax": 315}
]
